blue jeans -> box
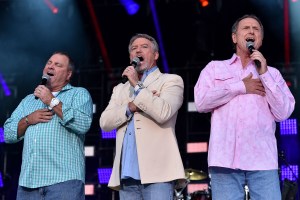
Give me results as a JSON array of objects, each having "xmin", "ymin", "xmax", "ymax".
[
  {"xmin": 16, "ymin": 180, "xmax": 84, "ymax": 200},
  {"xmin": 119, "ymin": 178, "xmax": 174, "ymax": 200},
  {"xmin": 209, "ymin": 167, "xmax": 281, "ymax": 200}
]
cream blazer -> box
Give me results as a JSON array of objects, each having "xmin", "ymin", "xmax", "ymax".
[{"xmin": 100, "ymin": 68, "xmax": 186, "ymax": 190}]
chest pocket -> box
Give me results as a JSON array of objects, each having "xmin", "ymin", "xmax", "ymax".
[{"xmin": 214, "ymin": 73, "xmax": 236, "ymax": 86}]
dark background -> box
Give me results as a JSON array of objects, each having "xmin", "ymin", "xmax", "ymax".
[{"xmin": 0, "ymin": 0, "xmax": 299, "ymax": 199}]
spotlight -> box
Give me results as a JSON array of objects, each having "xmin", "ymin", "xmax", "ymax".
[
  {"xmin": 85, "ymin": 184, "xmax": 95, "ymax": 195},
  {"xmin": 85, "ymin": 146, "xmax": 95, "ymax": 157},
  {"xmin": 187, "ymin": 142, "xmax": 208, "ymax": 153},
  {"xmin": 280, "ymin": 119, "xmax": 298, "ymax": 135},
  {"xmin": 187, "ymin": 102, "xmax": 197, "ymax": 112},
  {"xmin": 97, "ymin": 168, "xmax": 112, "ymax": 184},
  {"xmin": 0, "ymin": 172, "xmax": 3, "ymax": 188},
  {"xmin": 199, "ymin": 0, "xmax": 209, "ymax": 7},
  {"xmin": 101, "ymin": 129, "xmax": 116, "ymax": 139},
  {"xmin": 0, "ymin": 73, "xmax": 11, "ymax": 96},
  {"xmin": 44, "ymin": 0, "xmax": 59, "ymax": 14},
  {"xmin": 119, "ymin": 0, "xmax": 140, "ymax": 15},
  {"xmin": 0, "ymin": 127, "xmax": 4, "ymax": 143}
]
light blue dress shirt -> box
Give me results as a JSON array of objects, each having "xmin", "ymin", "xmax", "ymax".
[
  {"xmin": 4, "ymin": 84, "xmax": 93, "ymax": 188},
  {"xmin": 121, "ymin": 66, "xmax": 158, "ymax": 180}
]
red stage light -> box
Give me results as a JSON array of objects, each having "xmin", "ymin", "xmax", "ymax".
[
  {"xmin": 199, "ymin": 0, "xmax": 209, "ymax": 7},
  {"xmin": 44, "ymin": 0, "xmax": 59, "ymax": 14},
  {"xmin": 52, "ymin": 7, "xmax": 59, "ymax": 14}
]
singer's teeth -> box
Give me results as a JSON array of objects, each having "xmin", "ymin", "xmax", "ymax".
[
  {"xmin": 47, "ymin": 72, "xmax": 54, "ymax": 76},
  {"xmin": 246, "ymin": 38, "xmax": 254, "ymax": 42}
]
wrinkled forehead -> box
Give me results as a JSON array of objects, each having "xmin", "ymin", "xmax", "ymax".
[
  {"xmin": 238, "ymin": 18, "xmax": 261, "ymax": 29},
  {"xmin": 131, "ymin": 37, "xmax": 151, "ymax": 46},
  {"xmin": 49, "ymin": 54, "xmax": 69, "ymax": 65}
]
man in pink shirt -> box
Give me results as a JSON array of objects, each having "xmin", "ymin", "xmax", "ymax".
[{"xmin": 194, "ymin": 14, "xmax": 295, "ymax": 199}]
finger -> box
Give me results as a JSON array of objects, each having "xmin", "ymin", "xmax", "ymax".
[
  {"xmin": 255, "ymin": 89, "xmax": 265, "ymax": 96},
  {"xmin": 128, "ymin": 66, "xmax": 135, "ymax": 71},
  {"xmin": 42, "ymin": 115, "xmax": 53, "ymax": 120},
  {"xmin": 40, "ymin": 119, "xmax": 52, "ymax": 123},
  {"xmin": 122, "ymin": 70, "xmax": 129, "ymax": 77},
  {"xmin": 259, "ymin": 91, "xmax": 266, "ymax": 96},
  {"xmin": 34, "ymin": 91, "xmax": 38, "ymax": 97},
  {"xmin": 43, "ymin": 112, "xmax": 54, "ymax": 117}
]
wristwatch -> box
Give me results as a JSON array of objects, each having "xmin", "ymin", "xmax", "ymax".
[
  {"xmin": 134, "ymin": 81, "xmax": 145, "ymax": 92},
  {"xmin": 48, "ymin": 97, "xmax": 60, "ymax": 110}
]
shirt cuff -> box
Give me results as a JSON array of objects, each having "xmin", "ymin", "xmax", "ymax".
[{"xmin": 259, "ymin": 71, "xmax": 275, "ymax": 90}]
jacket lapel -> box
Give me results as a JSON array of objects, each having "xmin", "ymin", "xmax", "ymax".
[{"xmin": 143, "ymin": 68, "xmax": 162, "ymax": 88}]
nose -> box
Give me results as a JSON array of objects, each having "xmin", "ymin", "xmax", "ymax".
[
  {"xmin": 249, "ymin": 27, "xmax": 255, "ymax": 34},
  {"xmin": 47, "ymin": 63, "xmax": 54, "ymax": 69},
  {"xmin": 135, "ymin": 46, "xmax": 142, "ymax": 53}
]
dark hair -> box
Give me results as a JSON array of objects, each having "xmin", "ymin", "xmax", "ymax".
[
  {"xmin": 52, "ymin": 51, "xmax": 75, "ymax": 72},
  {"xmin": 231, "ymin": 14, "xmax": 264, "ymax": 38},
  {"xmin": 128, "ymin": 33, "xmax": 159, "ymax": 53}
]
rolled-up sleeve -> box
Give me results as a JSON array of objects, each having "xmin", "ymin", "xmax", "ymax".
[
  {"xmin": 4, "ymin": 99, "xmax": 26, "ymax": 143},
  {"xmin": 59, "ymin": 88, "xmax": 93, "ymax": 134}
]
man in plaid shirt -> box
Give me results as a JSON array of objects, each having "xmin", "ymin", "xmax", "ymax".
[{"xmin": 4, "ymin": 52, "xmax": 93, "ymax": 200}]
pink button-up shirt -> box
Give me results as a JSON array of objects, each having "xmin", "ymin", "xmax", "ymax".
[{"xmin": 194, "ymin": 54, "xmax": 295, "ymax": 170}]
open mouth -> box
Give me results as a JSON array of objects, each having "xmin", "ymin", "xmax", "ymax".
[
  {"xmin": 137, "ymin": 56, "xmax": 144, "ymax": 62},
  {"xmin": 246, "ymin": 38, "xmax": 254, "ymax": 42},
  {"xmin": 47, "ymin": 72, "xmax": 54, "ymax": 76}
]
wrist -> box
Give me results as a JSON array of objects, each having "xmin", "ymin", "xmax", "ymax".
[
  {"xmin": 48, "ymin": 97, "xmax": 60, "ymax": 110},
  {"xmin": 134, "ymin": 81, "xmax": 145, "ymax": 92},
  {"xmin": 25, "ymin": 115, "xmax": 30, "ymax": 125}
]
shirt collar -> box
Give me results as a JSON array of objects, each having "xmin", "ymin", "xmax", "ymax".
[
  {"xmin": 227, "ymin": 53, "xmax": 239, "ymax": 65},
  {"xmin": 141, "ymin": 66, "xmax": 158, "ymax": 82}
]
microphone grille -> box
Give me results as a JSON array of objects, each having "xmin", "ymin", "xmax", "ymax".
[
  {"xmin": 131, "ymin": 57, "xmax": 141, "ymax": 67},
  {"xmin": 132, "ymin": 57, "xmax": 140, "ymax": 63},
  {"xmin": 42, "ymin": 74, "xmax": 50, "ymax": 80},
  {"xmin": 246, "ymin": 41, "xmax": 254, "ymax": 49}
]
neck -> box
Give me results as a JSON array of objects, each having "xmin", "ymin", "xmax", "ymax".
[
  {"xmin": 236, "ymin": 51, "xmax": 252, "ymax": 68},
  {"xmin": 138, "ymin": 73, "xmax": 143, "ymax": 81},
  {"xmin": 49, "ymin": 83, "xmax": 68, "ymax": 92}
]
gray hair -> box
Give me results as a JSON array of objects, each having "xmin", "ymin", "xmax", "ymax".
[
  {"xmin": 231, "ymin": 14, "xmax": 264, "ymax": 38},
  {"xmin": 128, "ymin": 33, "xmax": 159, "ymax": 53}
]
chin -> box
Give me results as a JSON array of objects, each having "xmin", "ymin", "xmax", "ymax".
[{"xmin": 136, "ymin": 67, "xmax": 144, "ymax": 73}]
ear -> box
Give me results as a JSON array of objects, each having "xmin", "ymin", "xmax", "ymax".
[
  {"xmin": 67, "ymin": 70, "xmax": 72, "ymax": 81},
  {"xmin": 154, "ymin": 52, "xmax": 159, "ymax": 60},
  {"xmin": 232, "ymin": 33, "xmax": 237, "ymax": 44}
]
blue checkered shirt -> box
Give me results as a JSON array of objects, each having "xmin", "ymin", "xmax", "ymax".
[{"xmin": 4, "ymin": 84, "xmax": 93, "ymax": 188}]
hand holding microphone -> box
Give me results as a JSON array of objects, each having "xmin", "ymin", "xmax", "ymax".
[
  {"xmin": 246, "ymin": 40, "xmax": 261, "ymax": 68},
  {"xmin": 121, "ymin": 57, "xmax": 143, "ymax": 84},
  {"xmin": 34, "ymin": 74, "xmax": 50, "ymax": 100},
  {"xmin": 246, "ymin": 40, "xmax": 268, "ymax": 75}
]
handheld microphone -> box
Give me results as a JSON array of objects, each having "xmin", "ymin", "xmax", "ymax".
[
  {"xmin": 35, "ymin": 74, "xmax": 50, "ymax": 99},
  {"xmin": 246, "ymin": 41, "xmax": 261, "ymax": 68},
  {"xmin": 121, "ymin": 57, "xmax": 144, "ymax": 84}
]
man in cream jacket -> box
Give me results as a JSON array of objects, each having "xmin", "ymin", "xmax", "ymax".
[{"xmin": 100, "ymin": 33, "xmax": 185, "ymax": 200}]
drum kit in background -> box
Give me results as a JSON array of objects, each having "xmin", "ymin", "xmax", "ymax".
[{"xmin": 174, "ymin": 168, "xmax": 211, "ymax": 200}]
